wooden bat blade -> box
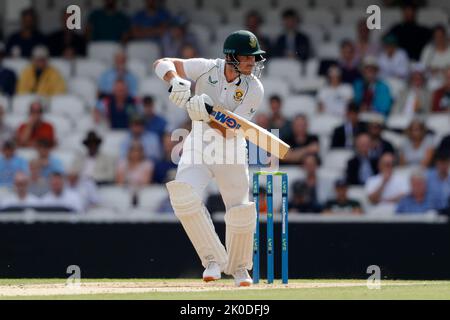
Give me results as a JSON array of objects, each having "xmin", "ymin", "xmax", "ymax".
[{"xmin": 208, "ymin": 105, "xmax": 291, "ymax": 159}]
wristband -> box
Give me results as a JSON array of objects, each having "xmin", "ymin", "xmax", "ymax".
[{"xmin": 155, "ymin": 59, "xmax": 176, "ymax": 81}]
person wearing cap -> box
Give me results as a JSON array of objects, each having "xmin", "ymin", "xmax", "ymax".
[
  {"xmin": 16, "ymin": 45, "xmax": 66, "ymax": 97},
  {"xmin": 420, "ymin": 25, "xmax": 450, "ymax": 77},
  {"xmin": 322, "ymin": 179, "xmax": 362, "ymax": 215},
  {"xmin": 5, "ymin": 8, "xmax": 46, "ymax": 58},
  {"xmin": 120, "ymin": 115, "xmax": 162, "ymax": 162},
  {"xmin": 0, "ymin": 44, "xmax": 17, "ymax": 96},
  {"xmin": 378, "ymin": 33, "xmax": 410, "ymax": 80},
  {"xmin": 161, "ymin": 16, "xmax": 201, "ymax": 58},
  {"xmin": 317, "ymin": 65, "xmax": 354, "ymax": 117},
  {"xmin": 98, "ymin": 49, "xmax": 138, "ymax": 98},
  {"xmin": 392, "ymin": 63, "xmax": 431, "ymax": 115},
  {"xmin": 1, "ymin": 172, "xmax": 40, "ymax": 210},
  {"xmin": 71, "ymin": 131, "xmax": 116, "ymax": 184},
  {"xmin": 353, "ymin": 56, "xmax": 393, "ymax": 117},
  {"xmin": 131, "ymin": 0, "xmax": 171, "ymax": 41},
  {"xmin": 16, "ymin": 101, "xmax": 56, "ymax": 148},
  {"xmin": 331, "ymin": 102, "xmax": 366, "ymax": 149},
  {"xmin": 362, "ymin": 112, "xmax": 395, "ymax": 162},
  {"xmin": 273, "ymin": 8, "xmax": 312, "ymax": 61},
  {"xmin": 0, "ymin": 140, "xmax": 29, "ymax": 188},
  {"xmin": 40, "ymin": 171, "xmax": 84, "ymax": 213}
]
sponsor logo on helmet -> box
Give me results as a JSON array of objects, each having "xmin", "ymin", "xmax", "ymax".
[{"xmin": 234, "ymin": 88, "xmax": 244, "ymax": 102}]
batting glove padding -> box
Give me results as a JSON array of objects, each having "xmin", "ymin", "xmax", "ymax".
[
  {"xmin": 169, "ymin": 76, "xmax": 191, "ymax": 108},
  {"xmin": 186, "ymin": 94, "xmax": 212, "ymax": 122}
]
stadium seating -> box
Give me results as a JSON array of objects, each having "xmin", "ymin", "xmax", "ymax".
[
  {"xmin": 0, "ymin": 95, "xmax": 9, "ymax": 110},
  {"xmin": 309, "ymin": 114, "xmax": 343, "ymax": 136},
  {"xmin": 283, "ymin": 95, "xmax": 317, "ymax": 118},
  {"xmin": 87, "ymin": 42, "xmax": 121, "ymax": 65},
  {"xmin": 49, "ymin": 95, "xmax": 86, "ymax": 121},
  {"xmin": 68, "ymin": 77, "xmax": 98, "ymax": 108},
  {"xmin": 266, "ymin": 58, "xmax": 302, "ymax": 82},
  {"xmin": 75, "ymin": 58, "xmax": 108, "ymax": 81},
  {"xmin": 2, "ymin": 58, "xmax": 28, "ymax": 76},
  {"xmin": 322, "ymin": 149, "xmax": 353, "ymax": 172},
  {"xmin": 11, "ymin": 95, "xmax": 40, "ymax": 115},
  {"xmin": 98, "ymin": 186, "xmax": 132, "ymax": 211},
  {"xmin": 49, "ymin": 58, "xmax": 73, "ymax": 80},
  {"xmin": 126, "ymin": 42, "xmax": 160, "ymax": 64}
]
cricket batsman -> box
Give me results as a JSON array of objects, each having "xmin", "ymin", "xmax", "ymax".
[{"xmin": 153, "ymin": 30, "xmax": 265, "ymax": 286}]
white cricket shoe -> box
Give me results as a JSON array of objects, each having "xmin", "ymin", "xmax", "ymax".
[
  {"xmin": 233, "ymin": 268, "xmax": 253, "ymax": 287},
  {"xmin": 203, "ymin": 262, "xmax": 221, "ymax": 282}
]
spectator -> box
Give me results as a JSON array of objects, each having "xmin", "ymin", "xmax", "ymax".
[
  {"xmin": 353, "ymin": 56, "xmax": 393, "ymax": 117},
  {"xmin": 364, "ymin": 113, "xmax": 395, "ymax": 161},
  {"xmin": 120, "ymin": 115, "xmax": 162, "ymax": 161},
  {"xmin": 1, "ymin": 172, "xmax": 39, "ymax": 209},
  {"xmin": 28, "ymin": 158, "xmax": 49, "ymax": 197},
  {"xmin": 354, "ymin": 19, "xmax": 380, "ymax": 63},
  {"xmin": 131, "ymin": 0, "xmax": 171, "ymax": 41},
  {"xmin": 71, "ymin": 131, "xmax": 116, "ymax": 184},
  {"xmin": 365, "ymin": 153, "xmax": 409, "ymax": 213},
  {"xmin": 0, "ymin": 43, "xmax": 17, "ymax": 96},
  {"xmin": 180, "ymin": 43, "xmax": 198, "ymax": 59},
  {"xmin": 0, "ymin": 140, "xmax": 29, "ymax": 188},
  {"xmin": 317, "ymin": 66, "xmax": 354, "ymax": 117},
  {"xmin": 16, "ymin": 101, "xmax": 55, "ymax": 148},
  {"xmin": 301, "ymin": 154, "xmax": 329, "ymax": 209},
  {"xmin": 116, "ymin": 141, "xmax": 154, "ymax": 190},
  {"xmin": 273, "ymin": 9, "xmax": 312, "ymax": 61},
  {"xmin": 95, "ymin": 80, "xmax": 139, "ymax": 129},
  {"xmin": 436, "ymin": 134, "xmax": 450, "ymax": 157},
  {"xmin": 426, "ymin": 153, "xmax": 450, "ymax": 211},
  {"xmin": 288, "ymin": 180, "xmax": 321, "ymax": 213},
  {"xmin": 244, "ymin": 10, "xmax": 272, "ymax": 58},
  {"xmin": 161, "ymin": 16, "xmax": 201, "ymax": 58},
  {"xmin": 322, "ymin": 179, "xmax": 363, "ymax": 215},
  {"xmin": 420, "ymin": 25, "xmax": 450, "ymax": 79},
  {"xmin": 378, "ymin": 34, "xmax": 410, "ymax": 80},
  {"xmin": 87, "ymin": 0, "xmax": 130, "ymax": 42},
  {"xmin": 397, "ymin": 170, "xmax": 436, "ymax": 214},
  {"xmin": 5, "ymin": 8, "xmax": 46, "ymax": 58},
  {"xmin": 16, "ymin": 46, "xmax": 66, "ymax": 97},
  {"xmin": 331, "ymin": 103, "xmax": 366, "ymax": 149},
  {"xmin": 431, "ymin": 67, "xmax": 450, "ymax": 113},
  {"xmin": 267, "ymin": 95, "xmax": 291, "ymax": 142},
  {"xmin": 338, "ymin": 40, "xmax": 362, "ymax": 84},
  {"xmin": 0, "ymin": 104, "xmax": 14, "ymax": 147},
  {"xmin": 34, "ymin": 139, "xmax": 64, "ymax": 179},
  {"xmin": 47, "ymin": 10, "xmax": 87, "ymax": 58},
  {"xmin": 41, "ymin": 171, "xmax": 83, "ymax": 212},
  {"xmin": 153, "ymin": 133, "xmax": 178, "ymax": 184},
  {"xmin": 283, "ymin": 114, "xmax": 319, "ymax": 165},
  {"xmin": 387, "ymin": 3, "xmax": 431, "ymax": 61},
  {"xmin": 399, "ymin": 119, "xmax": 435, "ymax": 167},
  {"xmin": 141, "ymin": 96, "xmax": 167, "ymax": 141},
  {"xmin": 66, "ymin": 168, "xmax": 100, "ymax": 211},
  {"xmin": 98, "ymin": 49, "xmax": 138, "ymax": 98},
  {"xmin": 346, "ymin": 133, "xmax": 378, "ymax": 186},
  {"xmin": 392, "ymin": 63, "xmax": 431, "ymax": 115}
]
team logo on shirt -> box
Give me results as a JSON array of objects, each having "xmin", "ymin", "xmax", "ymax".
[
  {"xmin": 233, "ymin": 88, "xmax": 244, "ymax": 102},
  {"xmin": 208, "ymin": 75, "xmax": 218, "ymax": 85}
]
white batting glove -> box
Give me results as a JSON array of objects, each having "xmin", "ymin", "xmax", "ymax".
[
  {"xmin": 169, "ymin": 76, "xmax": 191, "ymax": 108},
  {"xmin": 186, "ymin": 94, "xmax": 212, "ymax": 122}
]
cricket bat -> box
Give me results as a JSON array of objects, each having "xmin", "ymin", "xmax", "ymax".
[{"xmin": 169, "ymin": 87, "xmax": 291, "ymax": 159}]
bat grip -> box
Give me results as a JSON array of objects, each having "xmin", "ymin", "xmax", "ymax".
[{"xmin": 168, "ymin": 86, "xmax": 213, "ymax": 115}]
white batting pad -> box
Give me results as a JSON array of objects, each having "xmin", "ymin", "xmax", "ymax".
[
  {"xmin": 166, "ymin": 181, "xmax": 228, "ymax": 270},
  {"xmin": 223, "ymin": 203, "xmax": 257, "ymax": 275}
]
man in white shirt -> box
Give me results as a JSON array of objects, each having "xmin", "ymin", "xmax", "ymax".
[
  {"xmin": 365, "ymin": 153, "xmax": 410, "ymax": 214},
  {"xmin": 41, "ymin": 171, "xmax": 83, "ymax": 213},
  {"xmin": 1, "ymin": 172, "xmax": 39, "ymax": 209},
  {"xmin": 378, "ymin": 34, "xmax": 410, "ymax": 80},
  {"xmin": 153, "ymin": 30, "xmax": 265, "ymax": 286}
]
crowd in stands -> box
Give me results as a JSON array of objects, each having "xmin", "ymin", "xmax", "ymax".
[{"xmin": 0, "ymin": 0, "xmax": 449, "ymax": 216}]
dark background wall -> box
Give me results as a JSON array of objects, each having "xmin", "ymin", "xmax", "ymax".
[{"xmin": 0, "ymin": 221, "xmax": 449, "ymax": 279}]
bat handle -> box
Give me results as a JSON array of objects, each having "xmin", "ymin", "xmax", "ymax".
[{"xmin": 168, "ymin": 86, "xmax": 214, "ymax": 115}]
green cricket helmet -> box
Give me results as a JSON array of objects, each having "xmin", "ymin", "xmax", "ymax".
[{"xmin": 223, "ymin": 30, "xmax": 266, "ymax": 78}]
